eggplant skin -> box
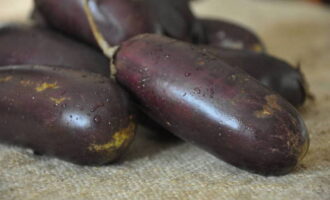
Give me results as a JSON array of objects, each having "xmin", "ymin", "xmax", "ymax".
[
  {"xmin": 206, "ymin": 48, "xmax": 306, "ymax": 107},
  {"xmin": 30, "ymin": 8, "xmax": 48, "ymax": 27},
  {"xmin": 0, "ymin": 65, "xmax": 136, "ymax": 165},
  {"xmin": 33, "ymin": 0, "xmax": 205, "ymax": 44},
  {"xmin": 34, "ymin": 0, "xmax": 154, "ymax": 46},
  {"xmin": 0, "ymin": 25, "xmax": 109, "ymax": 75},
  {"xmin": 145, "ymin": 0, "xmax": 205, "ymax": 43},
  {"xmin": 115, "ymin": 34, "xmax": 309, "ymax": 175},
  {"xmin": 199, "ymin": 18, "xmax": 266, "ymax": 52}
]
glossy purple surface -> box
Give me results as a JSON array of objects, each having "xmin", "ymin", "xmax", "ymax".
[
  {"xmin": 0, "ymin": 25, "xmax": 109, "ymax": 75},
  {"xmin": 200, "ymin": 18, "xmax": 266, "ymax": 52},
  {"xmin": 145, "ymin": 0, "xmax": 204, "ymax": 42},
  {"xmin": 115, "ymin": 34, "xmax": 309, "ymax": 175},
  {"xmin": 0, "ymin": 65, "xmax": 135, "ymax": 165},
  {"xmin": 34, "ymin": 0, "xmax": 154, "ymax": 46},
  {"xmin": 207, "ymin": 48, "xmax": 307, "ymax": 107}
]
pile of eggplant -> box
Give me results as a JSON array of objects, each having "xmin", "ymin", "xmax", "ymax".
[{"xmin": 0, "ymin": 0, "xmax": 310, "ymax": 176}]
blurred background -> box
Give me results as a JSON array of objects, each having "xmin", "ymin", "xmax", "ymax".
[{"xmin": 0, "ymin": 0, "xmax": 33, "ymax": 21}]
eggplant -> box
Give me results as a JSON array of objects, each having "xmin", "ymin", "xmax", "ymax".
[
  {"xmin": 0, "ymin": 24, "xmax": 109, "ymax": 75},
  {"xmin": 34, "ymin": 0, "xmax": 154, "ymax": 46},
  {"xmin": 199, "ymin": 18, "xmax": 266, "ymax": 52},
  {"xmin": 114, "ymin": 34, "xmax": 309, "ymax": 175},
  {"xmin": 207, "ymin": 48, "xmax": 307, "ymax": 107},
  {"xmin": 310, "ymin": 0, "xmax": 330, "ymax": 4},
  {"xmin": 138, "ymin": 48, "xmax": 308, "ymax": 141},
  {"xmin": 34, "ymin": 0, "xmax": 206, "ymax": 45},
  {"xmin": 30, "ymin": 8, "xmax": 49, "ymax": 27},
  {"xmin": 0, "ymin": 65, "xmax": 136, "ymax": 165},
  {"xmin": 145, "ymin": 0, "xmax": 205, "ymax": 43}
]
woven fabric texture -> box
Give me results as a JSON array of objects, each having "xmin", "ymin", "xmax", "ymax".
[{"xmin": 0, "ymin": 0, "xmax": 330, "ymax": 199}]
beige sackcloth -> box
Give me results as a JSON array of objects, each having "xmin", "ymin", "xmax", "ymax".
[{"xmin": 0, "ymin": 0, "xmax": 329, "ymax": 199}]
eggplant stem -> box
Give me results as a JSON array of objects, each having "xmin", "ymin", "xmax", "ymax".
[{"xmin": 82, "ymin": 0, "xmax": 118, "ymax": 79}]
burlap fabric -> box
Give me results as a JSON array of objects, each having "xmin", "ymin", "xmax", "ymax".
[{"xmin": 0, "ymin": 0, "xmax": 329, "ymax": 199}]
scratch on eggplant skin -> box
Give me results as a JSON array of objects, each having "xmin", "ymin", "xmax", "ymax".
[
  {"xmin": 88, "ymin": 122, "xmax": 136, "ymax": 153},
  {"xmin": 254, "ymin": 109, "xmax": 272, "ymax": 118},
  {"xmin": 0, "ymin": 76, "xmax": 13, "ymax": 83},
  {"xmin": 254, "ymin": 95, "xmax": 282, "ymax": 118},
  {"xmin": 20, "ymin": 80, "xmax": 34, "ymax": 86},
  {"xmin": 50, "ymin": 97, "xmax": 70, "ymax": 105},
  {"xmin": 35, "ymin": 82, "xmax": 59, "ymax": 92}
]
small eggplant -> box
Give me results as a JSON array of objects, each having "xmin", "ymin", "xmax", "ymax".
[
  {"xmin": 114, "ymin": 34, "xmax": 309, "ymax": 175},
  {"xmin": 199, "ymin": 18, "xmax": 266, "ymax": 52},
  {"xmin": 145, "ymin": 0, "xmax": 205, "ymax": 43},
  {"xmin": 138, "ymin": 48, "xmax": 308, "ymax": 140},
  {"xmin": 0, "ymin": 65, "xmax": 136, "ymax": 165},
  {"xmin": 206, "ymin": 48, "xmax": 307, "ymax": 107},
  {"xmin": 0, "ymin": 24, "xmax": 109, "ymax": 75},
  {"xmin": 34, "ymin": 0, "xmax": 154, "ymax": 46}
]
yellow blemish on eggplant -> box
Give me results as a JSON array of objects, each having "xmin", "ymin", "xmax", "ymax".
[
  {"xmin": 254, "ymin": 95, "xmax": 282, "ymax": 118},
  {"xmin": 255, "ymin": 109, "xmax": 272, "ymax": 118},
  {"xmin": 20, "ymin": 80, "xmax": 34, "ymax": 87},
  {"xmin": 251, "ymin": 44, "xmax": 263, "ymax": 52},
  {"xmin": 197, "ymin": 60, "xmax": 205, "ymax": 66},
  {"xmin": 266, "ymin": 95, "xmax": 282, "ymax": 110},
  {"xmin": 88, "ymin": 122, "xmax": 136, "ymax": 153},
  {"xmin": 35, "ymin": 82, "xmax": 59, "ymax": 92},
  {"xmin": 0, "ymin": 76, "xmax": 12, "ymax": 83},
  {"xmin": 50, "ymin": 97, "xmax": 70, "ymax": 105}
]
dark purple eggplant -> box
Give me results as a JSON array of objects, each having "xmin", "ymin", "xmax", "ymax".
[
  {"xmin": 30, "ymin": 8, "xmax": 48, "ymax": 27},
  {"xmin": 145, "ymin": 0, "xmax": 205, "ymax": 43},
  {"xmin": 0, "ymin": 24, "xmax": 109, "ymax": 75},
  {"xmin": 199, "ymin": 18, "xmax": 266, "ymax": 52},
  {"xmin": 206, "ymin": 48, "xmax": 307, "ymax": 107},
  {"xmin": 113, "ymin": 34, "xmax": 309, "ymax": 175},
  {"xmin": 139, "ymin": 49, "xmax": 308, "ymax": 140},
  {"xmin": 34, "ymin": 0, "xmax": 154, "ymax": 46},
  {"xmin": 0, "ymin": 65, "xmax": 136, "ymax": 165},
  {"xmin": 309, "ymin": 0, "xmax": 330, "ymax": 4}
]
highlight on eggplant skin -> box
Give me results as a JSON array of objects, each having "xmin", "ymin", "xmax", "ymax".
[
  {"xmin": 34, "ymin": 0, "xmax": 155, "ymax": 46},
  {"xmin": 0, "ymin": 65, "xmax": 136, "ymax": 165},
  {"xmin": 206, "ymin": 48, "xmax": 307, "ymax": 107},
  {"xmin": 0, "ymin": 24, "xmax": 109, "ymax": 75},
  {"xmin": 199, "ymin": 18, "xmax": 266, "ymax": 52},
  {"xmin": 114, "ymin": 34, "xmax": 309, "ymax": 175}
]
